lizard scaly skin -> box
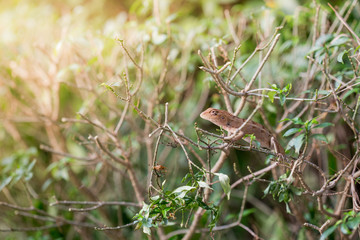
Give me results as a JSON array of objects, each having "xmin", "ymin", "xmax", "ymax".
[{"xmin": 200, "ymin": 108, "xmax": 285, "ymax": 155}]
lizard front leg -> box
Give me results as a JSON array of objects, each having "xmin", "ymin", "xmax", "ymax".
[{"xmin": 225, "ymin": 131, "xmax": 245, "ymax": 147}]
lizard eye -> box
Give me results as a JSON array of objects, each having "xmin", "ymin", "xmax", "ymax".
[{"xmin": 210, "ymin": 110, "xmax": 217, "ymax": 115}]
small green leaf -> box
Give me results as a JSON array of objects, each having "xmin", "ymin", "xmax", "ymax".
[
  {"xmin": 283, "ymin": 128, "xmax": 303, "ymax": 137},
  {"xmin": 214, "ymin": 173, "xmax": 231, "ymax": 200},
  {"xmin": 317, "ymin": 90, "xmax": 330, "ymax": 95},
  {"xmin": 290, "ymin": 186, "xmax": 302, "ymax": 196},
  {"xmin": 355, "ymin": 45, "xmax": 360, "ymax": 53},
  {"xmin": 142, "ymin": 217, "xmax": 153, "ymax": 228},
  {"xmin": 279, "ymin": 117, "xmax": 304, "ymax": 125},
  {"xmin": 198, "ymin": 181, "xmax": 212, "ymax": 190},
  {"xmin": 342, "ymin": 88, "xmax": 360, "ymax": 100},
  {"xmin": 150, "ymin": 195, "xmax": 160, "ymax": 201},
  {"xmin": 308, "ymin": 45, "xmax": 323, "ymax": 54},
  {"xmin": 337, "ymin": 50, "xmax": 347, "ymax": 64},
  {"xmin": 286, "ymin": 133, "xmax": 305, "ymax": 154},
  {"xmin": 313, "ymin": 122, "xmax": 334, "ymax": 129},
  {"xmin": 26, "ymin": 160, "xmax": 36, "ymax": 172},
  {"xmin": 138, "ymin": 202, "xmax": 151, "ymax": 218},
  {"xmin": 285, "ymin": 202, "xmax": 291, "ymax": 213},
  {"xmin": 279, "ymin": 192, "xmax": 286, "ymax": 202},
  {"xmin": 309, "ymin": 118, "xmax": 319, "ymax": 125},
  {"xmin": 268, "ymin": 91, "xmax": 276, "ymax": 103},
  {"xmin": 244, "ymin": 134, "xmax": 261, "ymax": 148},
  {"xmin": 283, "ymin": 83, "xmax": 292, "ymax": 93},
  {"xmin": 172, "ymin": 186, "xmax": 196, "ymax": 194},
  {"xmin": 311, "ymin": 134, "xmax": 328, "ymax": 143},
  {"xmin": 181, "ymin": 173, "xmax": 191, "ymax": 183},
  {"xmin": 320, "ymin": 225, "xmax": 338, "ymax": 240},
  {"xmin": 143, "ymin": 226, "xmax": 151, "ymax": 235},
  {"xmin": 315, "ymin": 34, "xmax": 333, "ymax": 46},
  {"xmin": 208, "ymin": 207, "xmax": 220, "ymax": 231},
  {"xmin": 95, "ymin": 162, "xmax": 103, "ymax": 174},
  {"xmin": 0, "ymin": 176, "xmax": 13, "ymax": 192},
  {"xmin": 263, "ymin": 183, "xmax": 272, "ymax": 196},
  {"xmin": 241, "ymin": 209, "xmax": 256, "ymax": 218},
  {"xmin": 340, "ymin": 222, "xmax": 351, "ymax": 234},
  {"xmin": 100, "ymin": 83, "xmax": 121, "ymax": 98},
  {"xmin": 270, "ymin": 84, "xmax": 279, "ymax": 90},
  {"xmin": 152, "ymin": 31, "xmax": 167, "ymax": 45},
  {"xmin": 347, "ymin": 215, "xmax": 360, "ymax": 229},
  {"xmin": 279, "ymin": 94, "xmax": 286, "ymax": 106},
  {"xmin": 330, "ymin": 36, "xmax": 350, "ymax": 47}
]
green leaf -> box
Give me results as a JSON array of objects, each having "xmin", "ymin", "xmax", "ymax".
[
  {"xmin": 100, "ymin": 83, "xmax": 121, "ymax": 98},
  {"xmin": 198, "ymin": 181, "xmax": 212, "ymax": 190},
  {"xmin": 263, "ymin": 183, "xmax": 272, "ymax": 196},
  {"xmin": 317, "ymin": 90, "xmax": 330, "ymax": 95},
  {"xmin": 279, "ymin": 94, "xmax": 286, "ymax": 106},
  {"xmin": 330, "ymin": 36, "xmax": 350, "ymax": 47},
  {"xmin": 268, "ymin": 91, "xmax": 276, "ymax": 103},
  {"xmin": 309, "ymin": 118, "xmax": 319, "ymax": 125},
  {"xmin": 150, "ymin": 195, "xmax": 160, "ymax": 201},
  {"xmin": 0, "ymin": 176, "xmax": 13, "ymax": 192},
  {"xmin": 208, "ymin": 207, "xmax": 220, "ymax": 232},
  {"xmin": 196, "ymin": 199, "xmax": 209, "ymax": 210},
  {"xmin": 285, "ymin": 202, "xmax": 291, "ymax": 214},
  {"xmin": 283, "ymin": 83, "xmax": 292, "ymax": 93},
  {"xmin": 290, "ymin": 186, "xmax": 302, "ymax": 196},
  {"xmin": 152, "ymin": 31, "xmax": 167, "ymax": 45},
  {"xmin": 311, "ymin": 134, "xmax": 328, "ymax": 143},
  {"xmin": 95, "ymin": 162, "xmax": 103, "ymax": 174},
  {"xmin": 26, "ymin": 160, "xmax": 36, "ymax": 172},
  {"xmin": 313, "ymin": 122, "xmax": 334, "ymax": 129},
  {"xmin": 172, "ymin": 186, "xmax": 196, "ymax": 194},
  {"xmin": 342, "ymin": 88, "xmax": 360, "ymax": 100},
  {"xmin": 241, "ymin": 208, "xmax": 256, "ymax": 217},
  {"xmin": 283, "ymin": 128, "xmax": 303, "ymax": 137},
  {"xmin": 270, "ymin": 84, "xmax": 279, "ymax": 90},
  {"xmin": 308, "ymin": 45, "xmax": 323, "ymax": 54},
  {"xmin": 244, "ymin": 134, "xmax": 261, "ymax": 148},
  {"xmin": 320, "ymin": 224, "xmax": 338, "ymax": 240},
  {"xmin": 347, "ymin": 215, "xmax": 360, "ymax": 229},
  {"xmin": 181, "ymin": 173, "xmax": 191, "ymax": 183},
  {"xmin": 279, "ymin": 192, "xmax": 286, "ymax": 202},
  {"xmin": 138, "ymin": 202, "xmax": 151, "ymax": 218},
  {"xmin": 143, "ymin": 226, "xmax": 151, "ymax": 235},
  {"xmin": 337, "ymin": 50, "xmax": 347, "ymax": 64},
  {"xmin": 142, "ymin": 217, "xmax": 153, "ymax": 228},
  {"xmin": 355, "ymin": 45, "xmax": 360, "ymax": 53},
  {"xmin": 286, "ymin": 133, "xmax": 305, "ymax": 154},
  {"xmin": 279, "ymin": 117, "xmax": 304, "ymax": 125},
  {"xmin": 340, "ymin": 222, "xmax": 351, "ymax": 234},
  {"xmin": 315, "ymin": 34, "xmax": 333, "ymax": 46},
  {"xmin": 214, "ymin": 173, "xmax": 231, "ymax": 200}
]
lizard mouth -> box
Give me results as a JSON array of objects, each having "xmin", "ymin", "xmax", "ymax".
[{"xmin": 200, "ymin": 111, "xmax": 207, "ymax": 119}]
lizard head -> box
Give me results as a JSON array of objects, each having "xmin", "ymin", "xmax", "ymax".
[{"xmin": 200, "ymin": 108, "xmax": 227, "ymax": 127}]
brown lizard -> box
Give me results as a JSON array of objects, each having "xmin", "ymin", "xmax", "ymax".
[{"xmin": 200, "ymin": 108, "xmax": 285, "ymax": 156}]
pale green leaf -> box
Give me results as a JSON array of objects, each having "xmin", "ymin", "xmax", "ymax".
[
  {"xmin": 198, "ymin": 181, "xmax": 212, "ymax": 190},
  {"xmin": 286, "ymin": 133, "xmax": 305, "ymax": 154},
  {"xmin": 283, "ymin": 128, "xmax": 303, "ymax": 137},
  {"xmin": 214, "ymin": 173, "xmax": 231, "ymax": 200}
]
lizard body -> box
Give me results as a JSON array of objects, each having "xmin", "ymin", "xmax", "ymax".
[{"xmin": 200, "ymin": 108, "xmax": 285, "ymax": 155}]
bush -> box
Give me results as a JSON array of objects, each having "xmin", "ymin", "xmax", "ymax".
[{"xmin": 1, "ymin": 0, "xmax": 360, "ymax": 239}]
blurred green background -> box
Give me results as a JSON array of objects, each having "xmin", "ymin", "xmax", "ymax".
[{"xmin": 0, "ymin": 0, "xmax": 358, "ymax": 239}]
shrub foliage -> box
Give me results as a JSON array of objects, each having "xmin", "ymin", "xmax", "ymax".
[{"xmin": 1, "ymin": 0, "xmax": 360, "ymax": 239}]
